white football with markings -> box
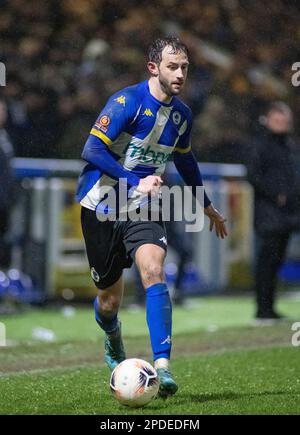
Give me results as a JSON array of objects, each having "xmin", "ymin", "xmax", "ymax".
[{"xmin": 110, "ymin": 358, "xmax": 159, "ymax": 407}]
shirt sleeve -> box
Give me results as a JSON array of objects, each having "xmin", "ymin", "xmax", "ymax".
[
  {"xmin": 173, "ymin": 150, "xmax": 211, "ymax": 208},
  {"xmin": 81, "ymin": 135, "xmax": 140, "ymax": 187},
  {"xmin": 90, "ymin": 89, "xmax": 139, "ymax": 146}
]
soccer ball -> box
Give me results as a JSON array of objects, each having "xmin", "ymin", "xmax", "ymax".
[{"xmin": 110, "ymin": 358, "xmax": 159, "ymax": 408}]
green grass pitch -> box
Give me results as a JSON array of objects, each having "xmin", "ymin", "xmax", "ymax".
[{"xmin": 0, "ymin": 296, "xmax": 300, "ymax": 415}]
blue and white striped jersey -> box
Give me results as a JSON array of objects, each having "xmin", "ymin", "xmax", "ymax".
[{"xmin": 76, "ymin": 80, "xmax": 193, "ymax": 211}]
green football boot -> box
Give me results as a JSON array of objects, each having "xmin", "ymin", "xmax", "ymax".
[
  {"xmin": 157, "ymin": 368, "xmax": 178, "ymax": 397},
  {"xmin": 104, "ymin": 322, "xmax": 126, "ymax": 371}
]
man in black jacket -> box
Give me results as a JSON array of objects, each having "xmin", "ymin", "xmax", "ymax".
[{"xmin": 247, "ymin": 102, "xmax": 300, "ymax": 320}]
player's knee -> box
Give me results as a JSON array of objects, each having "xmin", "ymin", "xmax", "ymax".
[
  {"xmin": 98, "ymin": 294, "xmax": 120, "ymax": 315},
  {"xmin": 140, "ymin": 263, "xmax": 164, "ymax": 287}
]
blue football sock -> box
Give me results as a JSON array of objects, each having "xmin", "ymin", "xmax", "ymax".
[
  {"xmin": 146, "ymin": 283, "xmax": 172, "ymax": 361},
  {"xmin": 94, "ymin": 297, "xmax": 119, "ymax": 334}
]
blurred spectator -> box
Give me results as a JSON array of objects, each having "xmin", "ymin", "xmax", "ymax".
[
  {"xmin": 0, "ymin": 98, "xmax": 14, "ymax": 158},
  {"xmin": 0, "ymin": 98, "xmax": 15, "ymax": 269},
  {"xmin": 21, "ymin": 87, "xmax": 61, "ymax": 158},
  {"xmin": 247, "ymin": 102, "xmax": 300, "ymax": 320}
]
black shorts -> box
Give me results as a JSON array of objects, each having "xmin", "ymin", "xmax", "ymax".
[{"xmin": 81, "ymin": 207, "xmax": 167, "ymax": 289}]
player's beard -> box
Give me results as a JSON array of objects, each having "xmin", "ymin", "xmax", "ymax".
[{"xmin": 158, "ymin": 72, "xmax": 183, "ymax": 97}]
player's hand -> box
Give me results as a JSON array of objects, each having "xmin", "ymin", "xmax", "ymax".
[
  {"xmin": 204, "ymin": 204, "xmax": 228, "ymax": 239},
  {"xmin": 136, "ymin": 175, "xmax": 163, "ymax": 196}
]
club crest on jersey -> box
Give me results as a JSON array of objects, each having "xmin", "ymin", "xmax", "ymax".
[
  {"xmin": 95, "ymin": 115, "xmax": 111, "ymax": 133},
  {"xmin": 172, "ymin": 111, "xmax": 181, "ymax": 125},
  {"xmin": 143, "ymin": 108, "xmax": 154, "ymax": 117},
  {"xmin": 114, "ymin": 95, "xmax": 126, "ymax": 106},
  {"xmin": 91, "ymin": 267, "xmax": 100, "ymax": 282}
]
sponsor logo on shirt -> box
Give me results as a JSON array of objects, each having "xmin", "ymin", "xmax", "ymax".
[{"xmin": 123, "ymin": 143, "xmax": 171, "ymax": 165}]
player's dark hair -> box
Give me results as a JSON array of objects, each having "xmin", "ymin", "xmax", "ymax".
[{"xmin": 148, "ymin": 37, "xmax": 189, "ymax": 65}]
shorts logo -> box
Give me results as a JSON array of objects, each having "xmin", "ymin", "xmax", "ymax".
[
  {"xmin": 159, "ymin": 236, "xmax": 167, "ymax": 246},
  {"xmin": 91, "ymin": 267, "xmax": 100, "ymax": 282},
  {"xmin": 172, "ymin": 111, "xmax": 181, "ymax": 125},
  {"xmin": 95, "ymin": 115, "xmax": 110, "ymax": 133}
]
